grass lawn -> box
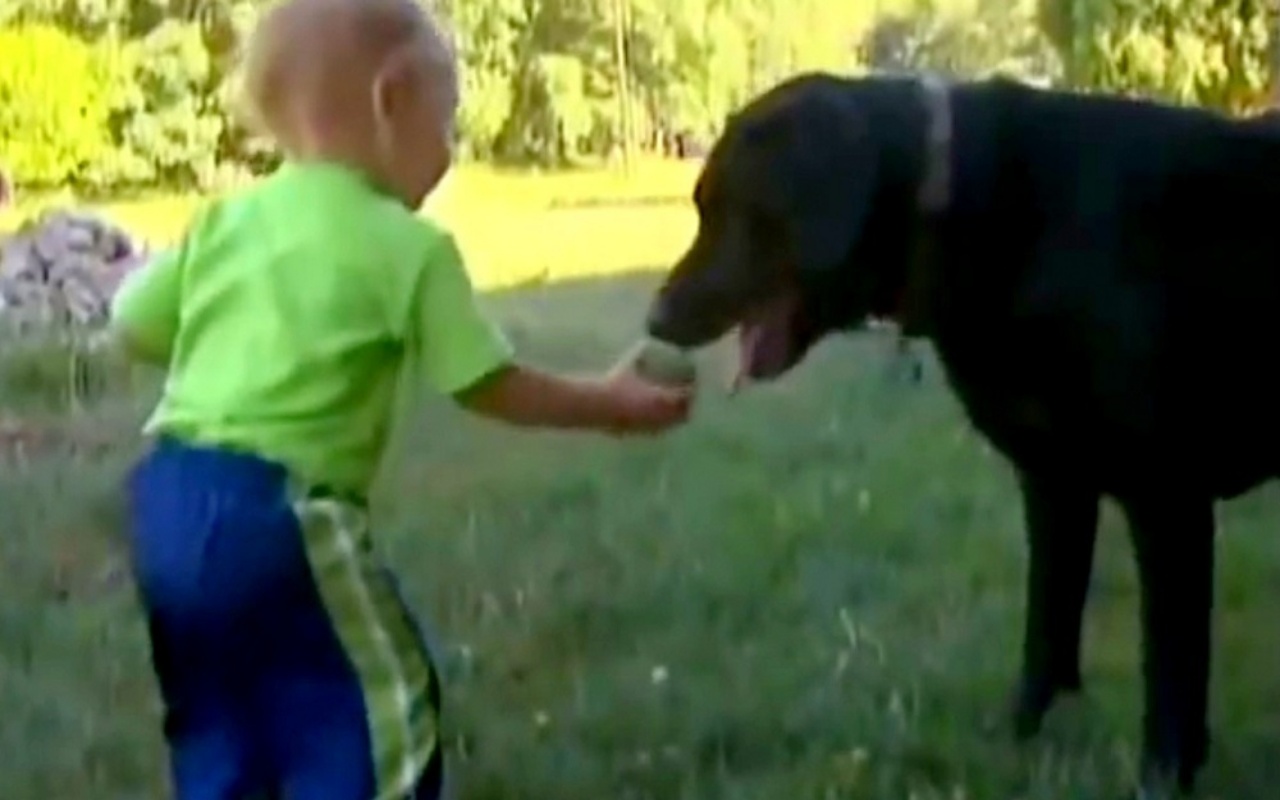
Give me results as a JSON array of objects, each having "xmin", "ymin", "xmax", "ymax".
[
  {"xmin": 4, "ymin": 167, "xmax": 1280, "ymax": 798},
  {"xmin": 0, "ymin": 160, "xmax": 701, "ymax": 291}
]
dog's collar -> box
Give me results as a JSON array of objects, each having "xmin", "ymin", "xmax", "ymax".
[
  {"xmin": 892, "ymin": 73, "xmax": 951, "ymax": 340},
  {"xmin": 916, "ymin": 73, "xmax": 952, "ymax": 213}
]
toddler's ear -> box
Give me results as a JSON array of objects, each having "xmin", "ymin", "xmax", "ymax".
[
  {"xmin": 370, "ymin": 67, "xmax": 398, "ymax": 154},
  {"xmin": 371, "ymin": 55, "xmax": 416, "ymax": 146}
]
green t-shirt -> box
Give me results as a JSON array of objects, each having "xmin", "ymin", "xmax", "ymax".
[{"xmin": 111, "ymin": 161, "xmax": 513, "ymax": 494}]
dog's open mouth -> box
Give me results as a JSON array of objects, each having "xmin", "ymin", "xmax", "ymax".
[{"xmin": 735, "ymin": 291, "xmax": 801, "ymax": 386}]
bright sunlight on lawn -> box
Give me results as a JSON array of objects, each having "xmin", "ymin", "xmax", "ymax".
[{"xmin": 0, "ymin": 159, "xmax": 701, "ymax": 290}]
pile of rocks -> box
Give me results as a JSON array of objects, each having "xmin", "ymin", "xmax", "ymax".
[{"xmin": 0, "ymin": 209, "xmax": 147, "ymax": 330}]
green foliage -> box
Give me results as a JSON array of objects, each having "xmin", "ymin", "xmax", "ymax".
[
  {"xmin": 0, "ymin": 0, "xmax": 1273, "ymax": 190},
  {"xmin": 499, "ymin": 54, "xmax": 594, "ymax": 165},
  {"xmin": 112, "ymin": 21, "xmax": 225, "ymax": 189},
  {"xmin": 865, "ymin": 0, "xmax": 1060, "ymax": 83},
  {"xmin": 0, "ymin": 25, "xmax": 117, "ymax": 187},
  {"xmin": 1043, "ymin": 0, "xmax": 1275, "ymax": 109}
]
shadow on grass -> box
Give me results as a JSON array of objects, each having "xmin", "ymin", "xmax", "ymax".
[{"xmin": 3, "ymin": 272, "xmax": 1280, "ymax": 799}]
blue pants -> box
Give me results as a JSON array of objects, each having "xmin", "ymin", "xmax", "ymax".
[{"xmin": 127, "ymin": 438, "xmax": 445, "ymax": 800}]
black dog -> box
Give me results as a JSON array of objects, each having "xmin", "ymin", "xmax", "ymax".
[{"xmin": 646, "ymin": 72, "xmax": 1280, "ymax": 798}]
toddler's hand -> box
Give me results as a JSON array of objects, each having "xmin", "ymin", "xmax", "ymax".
[{"xmin": 601, "ymin": 365, "xmax": 693, "ymax": 435}]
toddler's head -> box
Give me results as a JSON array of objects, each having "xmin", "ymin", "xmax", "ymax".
[{"xmin": 242, "ymin": 0, "xmax": 457, "ymax": 208}]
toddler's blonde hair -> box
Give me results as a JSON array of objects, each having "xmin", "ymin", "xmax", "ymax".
[{"xmin": 239, "ymin": 0, "xmax": 453, "ymax": 154}]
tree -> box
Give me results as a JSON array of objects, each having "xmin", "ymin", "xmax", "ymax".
[
  {"xmin": 0, "ymin": 0, "xmax": 1272, "ymax": 190},
  {"xmin": 0, "ymin": 25, "xmax": 117, "ymax": 188},
  {"xmin": 1039, "ymin": 0, "xmax": 1273, "ymax": 111}
]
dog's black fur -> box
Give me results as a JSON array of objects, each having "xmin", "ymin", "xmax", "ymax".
[{"xmin": 646, "ymin": 73, "xmax": 1280, "ymax": 798}]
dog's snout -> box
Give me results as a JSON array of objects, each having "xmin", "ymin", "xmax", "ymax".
[{"xmin": 645, "ymin": 297, "xmax": 674, "ymax": 341}]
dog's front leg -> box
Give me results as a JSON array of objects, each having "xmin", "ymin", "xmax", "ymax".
[
  {"xmin": 1012, "ymin": 470, "xmax": 1100, "ymax": 739},
  {"xmin": 1121, "ymin": 495, "xmax": 1215, "ymax": 798}
]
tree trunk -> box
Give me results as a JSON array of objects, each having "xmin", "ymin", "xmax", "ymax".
[{"xmin": 1270, "ymin": 0, "xmax": 1280, "ymax": 107}]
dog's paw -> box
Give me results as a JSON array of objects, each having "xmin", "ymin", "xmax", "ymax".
[
  {"xmin": 1131, "ymin": 766, "xmax": 1183, "ymax": 800},
  {"xmin": 1009, "ymin": 673, "xmax": 1082, "ymax": 740}
]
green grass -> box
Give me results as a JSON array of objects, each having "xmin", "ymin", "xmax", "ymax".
[{"xmin": 5, "ymin": 167, "xmax": 1280, "ymax": 798}]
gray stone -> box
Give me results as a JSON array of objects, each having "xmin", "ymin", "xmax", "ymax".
[{"xmin": 0, "ymin": 209, "xmax": 148, "ymax": 331}]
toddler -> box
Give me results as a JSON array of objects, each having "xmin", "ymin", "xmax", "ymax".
[{"xmin": 110, "ymin": 1, "xmax": 692, "ymax": 797}]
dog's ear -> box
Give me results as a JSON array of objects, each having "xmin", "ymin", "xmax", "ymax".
[
  {"xmin": 757, "ymin": 92, "xmax": 878, "ymax": 277},
  {"xmin": 790, "ymin": 139, "xmax": 877, "ymax": 278}
]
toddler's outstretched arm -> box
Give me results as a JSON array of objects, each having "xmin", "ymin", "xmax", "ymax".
[{"xmin": 457, "ymin": 362, "xmax": 691, "ymax": 435}]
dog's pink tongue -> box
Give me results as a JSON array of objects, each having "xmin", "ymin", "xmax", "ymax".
[
  {"xmin": 731, "ymin": 294, "xmax": 799, "ymax": 392},
  {"xmin": 733, "ymin": 320, "xmax": 789, "ymax": 391},
  {"xmin": 732, "ymin": 324, "xmax": 763, "ymax": 391}
]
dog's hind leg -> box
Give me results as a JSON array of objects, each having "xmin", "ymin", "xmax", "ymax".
[
  {"xmin": 1011, "ymin": 470, "xmax": 1100, "ymax": 740},
  {"xmin": 1120, "ymin": 495, "xmax": 1215, "ymax": 796}
]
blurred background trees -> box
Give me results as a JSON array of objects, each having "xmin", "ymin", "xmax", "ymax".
[{"xmin": 0, "ymin": 0, "xmax": 1274, "ymax": 192}]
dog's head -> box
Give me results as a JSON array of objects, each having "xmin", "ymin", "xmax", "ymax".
[{"xmin": 646, "ymin": 73, "xmax": 945, "ymax": 384}]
